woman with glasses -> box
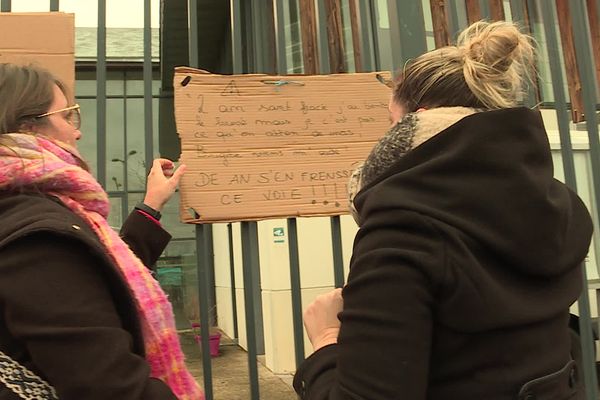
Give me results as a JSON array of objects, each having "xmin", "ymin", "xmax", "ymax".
[{"xmin": 0, "ymin": 63, "xmax": 203, "ymax": 399}]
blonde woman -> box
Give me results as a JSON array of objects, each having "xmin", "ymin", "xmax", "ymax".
[{"xmin": 295, "ymin": 21, "xmax": 592, "ymax": 399}]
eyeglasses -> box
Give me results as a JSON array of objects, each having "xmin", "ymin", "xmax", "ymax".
[{"xmin": 36, "ymin": 104, "xmax": 81, "ymax": 130}]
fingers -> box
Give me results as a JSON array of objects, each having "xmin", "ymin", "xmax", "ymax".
[
  {"xmin": 170, "ymin": 164, "xmax": 187, "ymax": 186},
  {"xmin": 150, "ymin": 158, "xmax": 181, "ymax": 179}
]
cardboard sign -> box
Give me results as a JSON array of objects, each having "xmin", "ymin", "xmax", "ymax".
[
  {"xmin": 174, "ymin": 67, "xmax": 392, "ymax": 223},
  {"xmin": 0, "ymin": 13, "xmax": 75, "ymax": 91}
]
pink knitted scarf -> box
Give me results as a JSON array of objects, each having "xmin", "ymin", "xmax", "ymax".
[{"xmin": 0, "ymin": 133, "xmax": 204, "ymax": 399}]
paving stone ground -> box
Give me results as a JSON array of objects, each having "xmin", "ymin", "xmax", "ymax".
[{"xmin": 181, "ymin": 331, "xmax": 297, "ymax": 400}]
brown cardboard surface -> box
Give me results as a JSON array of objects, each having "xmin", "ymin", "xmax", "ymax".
[
  {"xmin": 0, "ymin": 12, "xmax": 75, "ymax": 91},
  {"xmin": 174, "ymin": 67, "xmax": 392, "ymax": 223}
]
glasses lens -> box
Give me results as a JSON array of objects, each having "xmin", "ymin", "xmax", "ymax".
[{"xmin": 69, "ymin": 107, "xmax": 81, "ymax": 130}]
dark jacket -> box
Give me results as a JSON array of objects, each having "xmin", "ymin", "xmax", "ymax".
[
  {"xmin": 0, "ymin": 193, "xmax": 178, "ymax": 399},
  {"xmin": 294, "ymin": 108, "xmax": 593, "ymax": 399}
]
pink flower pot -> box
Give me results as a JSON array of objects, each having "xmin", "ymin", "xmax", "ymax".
[{"xmin": 194, "ymin": 332, "xmax": 222, "ymax": 357}]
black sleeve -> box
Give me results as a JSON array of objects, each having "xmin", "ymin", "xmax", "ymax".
[
  {"xmin": 120, "ymin": 210, "xmax": 171, "ymax": 269},
  {"xmin": 293, "ymin": 211, "xmax": 444, "ymax": 399},
  {"xmin": 0, "ymin": 232, "xmax": 177, "ymax": 400}
]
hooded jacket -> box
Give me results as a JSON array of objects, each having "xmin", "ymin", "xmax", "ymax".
[
  {"xmin": 294, "ymin": 107, "xmax": 593, "ymax": 399},
  {"xmin": 0, "ymin": 193, "xmax": 177, "ymax": 399}
]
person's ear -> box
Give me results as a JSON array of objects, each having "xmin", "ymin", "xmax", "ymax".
[{"xmin": 18, "ymin": 118, "xmax": 38, "ymax": 133}]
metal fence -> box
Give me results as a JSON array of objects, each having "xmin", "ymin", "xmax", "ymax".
[{"xmin": 2, "ymin": 1, "xmax": 600, "ymax": 399}]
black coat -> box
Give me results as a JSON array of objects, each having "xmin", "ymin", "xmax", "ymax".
[
  {"xmin": 294, "ymin": 108, "xmax": 593, "ymax": 399},
  {"xmin": 0, "ymin": 193, "xmax": 178, "ymax": 399}
]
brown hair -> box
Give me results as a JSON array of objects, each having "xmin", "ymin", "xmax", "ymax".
[
  {"xmin": 393, "ymin": 20, "xmax": 536, "ymax": 112},
  {"xmin": 0, "ymin": 63, "xmax": 68, "ymax": 135}
]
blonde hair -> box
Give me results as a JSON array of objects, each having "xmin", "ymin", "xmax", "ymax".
[{"xmin": 394, "ymin": 20, "xmax": 536, "ymax": 111}]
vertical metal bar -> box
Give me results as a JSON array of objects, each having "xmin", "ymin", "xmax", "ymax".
[
  {"xmin": 0, "ymin": 0, "xmax": 10, "ymax": 12},
  {"xmin": 331, "ymin": 217, "xmax": 345, "ymax": 288},
  {"xmin": 287, "ymin": 218, "xmax": 306, "ymax": 367},
  {"xmin": 569, "ymin": 1, "xmax": 600, "ymax": 397},
  {"xmin": 356, "ymin": 0, "xmax": 375, "ymax": 71},
  {"xmin": 324, "ymin": 0, "xmax": 347, "ymax": 73},
  {"xmin": 143, "ymin": 0, "xmax": 154, "ymax": 168},
  {"xmin": 539, "ymin": 11, "xmax": 591, "ymax": 389},
  {"xmin": 314, "ymin": 0, "xmax": 346, "ymax": 289},
  {"xmin": 122, "ymin": 72, "xmax": 129, "ymax": 214},
  {"xmin": 227, "ymin": 223, "xmax": 239, "ymax": 340},
  {"xmin": 387, "ymin": 0, "xmax": 427, "ymax": 69},
  {"xmin": 447, "ymin": 0, "xmax": 462, "ymax": 42},
  {"xmin": 247, "ymin": 0, "xmax": 268, "ymax": 360},
  {"xmin": 188, "ymin": 0, "xmax": 199, "ymax": 68},
  {"xmin": 348, "ymin": 0, "xmax": 363, "ymax": 72},
  {"xmin": 368, "ymin": 0, "xmax": 382, "ymax": 70},
  {"xmin": 231, "ymin": 0, "xmax": 243, "ymax": 74},
  {"xmin": 251, "ymin": 1, "xmax": 265, "ymax": 73},
  {"xmin": 241, "ymin": 221, "xmax": 260, "ymax": 400},
  {"xmin": 195, "ymin": 222, "xmax": 214, "ymax": 400},
  {"xmin": 97, "ymin": 0, "xmax": 107, "ymax": 188},
  {"xmin": 539, "ymin": 2, "xmax": 577, "ymax": 189},
  {"xmin": 230, "ymin": 1, "xmax": 243, "ymax": 349},
  {"xmin": 315, "ymin": 0, "xmax": 331, "ymax": 73},
  {"xmin": 479, "ymin": 0, "xmax": 491, "ymax": 19},
  {"xmin": 187, "ymin": 0, "xmax": 214, "ymax": 398},
  {"xmin": 50, "ymin": 0, "xmax": 59, "ymax": 11},
  {"xmin": 273, "ymin": 0, "xmax": 288, "ymax": 74},
  {"xmin": 272, "ymin": 1, "xmax": 305, "ymax": 368},
  {"xmin": 508, "ymin": 0, "xmax": 537, "ymax": 107}
]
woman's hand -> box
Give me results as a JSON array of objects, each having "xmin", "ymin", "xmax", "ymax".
[
  {"xmin": 143, "ymin": 158, "xmax": 186, "ymax": 212},
  {"xmin": 303, "ymin": 288, "xmax": 343, "ymax": 352}
]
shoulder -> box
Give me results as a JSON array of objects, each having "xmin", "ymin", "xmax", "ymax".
[
  {"xmin": 0, "ymin": 192, "xmax": 98, "ymax": 249},
  {"xmin": 352, "ymin": 209, "xmax": 447, "ymax": 285}
]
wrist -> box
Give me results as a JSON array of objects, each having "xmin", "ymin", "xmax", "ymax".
[
  {"xmin": 142, "ymin": 197, "xmax": 164, "ymax": 212},
  {"xmin": 311, "ymin": 328, "xmax": 339, "ymax": 352},
  {"xmin": 135, "ymin": 202, "xmax": 162, "ymax": 221}
]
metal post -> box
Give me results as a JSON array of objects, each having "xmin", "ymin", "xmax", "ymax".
[
  {"xmin": 447, "ymin": 1, "xmax": 463, "ymax": 42},
  {"xmin": 539, "ymin": 2, "xmax": 578, "ymax": 188},
  {"xmin": 273, "ymin": 0, "xmax": 288, "ymax": 74},
  {"xmin": 368, "ymin": 0, "xmax": 382, "ymax": 71},
  {"xmin": 287, "ymin": 218, "xmax": 306, "ymax": 367},
  {"xmin": 97, "ymin": 0, "xmax": 107, "ymax": 188},
  {"xmin": 356, "ymin": 0, "xmax": 375, "ymax": 72},
  {"xmin": 241, "ymin": 221, "xmax": 261, "ymax": 400},
  {"xmin": 312, "ymin": 0, "xmax": 347, "ymax": 290},
  {"xmin": 331, "ymin": 217, "xmax": 345, "ymax": 288},
  {"xmin": 272, "ymin": 0, "xmax": 305, "ymax": 368},
  {"xmin": 0, "ymin": 0, "xmax": 10, "ymax": 12},
  {"xmin": 122, "ymin": 74, "xmax": 129, "ymax": 212},
  {"xmin": 387, "ymin": 0, "xmax": 427, "ymax": 69},
  {"xmin": 227, "ymin": 223, "xmax": 239, "ymax": 340},
  {"xmin": 479, "ymin": 0, "xmax": 491, "ymax": 19},
  {"xmin": 231, "ymin": 0, "xmax": 244, "ymax": 74},
  {"xmin": 188, "ymin": 0, "xmax": 215, "ymax": 397},
  {"xmin": 143, "ymin": 0, "xmax": 154, "ymax": 169},
  {"xmin": 50, "ymin": 0, "xmax": 59, "ymax": 12},
  {"xmin": 315, "ymin": 0, "xmax": 331, "ymax": 74},
  {"xmin": 508, "ymin": 0, "xmax": 537, "ymax": 107},
  {"xmin": 568, "ymin": 1, "xmax": 600, "ymax": 397},
  {"xmin": 195, "ymin": 222, "xmax": 214, "ymax": 400}
]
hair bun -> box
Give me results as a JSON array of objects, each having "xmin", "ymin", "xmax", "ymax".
[{"xmin": 457, "ymin": 20, "xmax": 536, "ymax": 108}]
